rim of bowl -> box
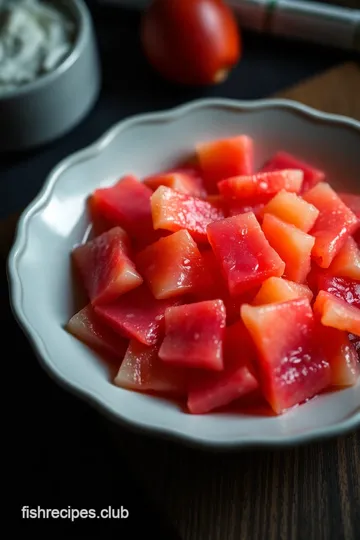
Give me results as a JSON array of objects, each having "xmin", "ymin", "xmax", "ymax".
[
  {"xmin": 0, "ymin": 0, "xmax": 91, "ymax": 100},
  {"xmin": 6, "ymin": 97, "xmax": 360, "ymax": 451}
]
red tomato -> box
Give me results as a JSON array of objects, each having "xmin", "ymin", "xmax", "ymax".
[{"xmin": 141, "ymin": 0, "xmax": 241, "ymax": 85}]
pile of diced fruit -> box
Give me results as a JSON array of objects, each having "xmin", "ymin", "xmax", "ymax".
[{"xmin": 67, "ymin": 135, "xmax": 360, "ymax": 415}]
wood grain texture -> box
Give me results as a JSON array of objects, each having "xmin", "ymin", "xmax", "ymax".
[
  {"xmin": 105, "ymin": 427, "xmax": 360, "ymax": 540},
  {"xmin": 274, "ymin": 62, "xmax": 360, "ymax": 121},
  {"xmin": 2, "ymin": 61, "xmax": 360, "ymax": 540}
]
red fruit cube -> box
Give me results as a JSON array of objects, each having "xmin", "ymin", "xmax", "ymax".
[
  {"xmin": 144, "ymin": 171, "xmax": 206, "ymax": 198},
  {"xmin": 90, "ymin": 175, "xmax": 158, "ymax": 246},
  {"xmin": 253, "ymin": 277, "xmax": 313, "ymax": 305},
  {"xmin": 338, "ymin": 192, "xmax": 360, "ymax": 219},
  {"xmin": 136, "ymin": 229, "xmax": 211, "ymax": 300},
  {"xmin": 241, "ymin": 298, "xmax": 331, "ymax": 414},
  {"xmin": 195, "ymin": 249, "xmax": 258, "ymax": 324},
  {"xmin": 328, "ymin": 237, "xmax": 360, "ymax": 281},
  {"xmin": 158, "ymin": 300, "xmax": 226, "ymax": 371},
  {"xmin": 262, "ymin": 214, "xmax": 315, "ymax": 283},
  {"xmin": 226, "ymin": 200, "xmax": 266, "ymax": 220},
  {"xmin": 88, "ymin": 195, "xmax": 114, "ymax": 237},
  {"xmin": 72, "ymin": 227, "xmax": 143, "ymax": 305},
  {"xmin": 114, "ymin": 340, "xmax": 187, "ymax": 395},
  {"xmin": 196, "ymin": 135, "xmax": 254, "ymax": 193},
  {"xmin": 260, "ymin": 150, "xmax": 325, "ymax": 192},
  {"xmin": 66, "ymin": 304, "xmax": 128, "ymax": 359},
  {"xmin": 207, "ymin": 213, "xmax": 285, "ymax": 295},
  {"xmin": 261, "ymin": 189, "xmax": 319, "ymax": 232},
  {"xmin": 303, "ymin": 182, "xmax": 359, "ymax": 268},
  {"xmin": 187, "ymin": 365, "xmax": 258, "ymax": 414},
  {"xmin": 307, "ymin": 267, "xmax": 360, "ymax": 309},
  {"xmin": 151, "ymin": 186, "xmax": 224, "ymax": 243},
  {"xmin": 94, "ymin": 285, "xmax": 180, "ymax": 346},
  {"xmin": 218, "ymin": 170, "xmax": 303, "ymax": 201},
  {"xmin": 313, "ymin": 291, "xmax": 360, "ymax": 336},
  {"xmin": 317, "ymin": 326, "xmax": 360, "ymax": 387}
]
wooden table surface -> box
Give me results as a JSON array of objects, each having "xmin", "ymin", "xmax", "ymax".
[{"xmin": 3, "ymin": 62, "xmax": 360, "ymax": 539}]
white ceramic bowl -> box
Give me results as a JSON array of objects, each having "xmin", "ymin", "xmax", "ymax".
[
  {"xmin": 7, "ymin": 98, "xmax": 360, "ymax": 450},
  {"xmin": 0, "ymin": 0, "xmax": 101, "ymax": 152}
]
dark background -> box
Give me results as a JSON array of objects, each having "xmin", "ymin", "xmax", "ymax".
[{"xmin": 2, "ymin": 2, "xmax": 359, "ymax": 537}]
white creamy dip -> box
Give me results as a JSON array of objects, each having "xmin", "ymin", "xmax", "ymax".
[{"xmin": 0, "ymin": 0, "xmax": 75, "ymax": 94}]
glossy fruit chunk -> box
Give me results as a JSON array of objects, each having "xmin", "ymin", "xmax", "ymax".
[
  {"xmin": 307, "ymin": 267, "xmax": 360, "ymax": 309},
  {"xmin": 195, "ymin": 249, "xmax": 258, "ymax": 324},
  {"xmin": 114, "ymin": 340, "xmax": 187, "ymax": 395},
  {"xmin": 196, "ymin": 135, "xmax": 253, "ymax": 193},
  {"xmin": 226, "ymin": 200, "xmax": 265, "ymax": 220},
  {"xmin": 72, "ymin": 227, "xmax": 143, "ymax": 305},
  {"xmin": 136, "ymin": 229, "xmax": 211, "ymax": 299},
  {"xmin": 218, "ymin": 169, "xmax": 303, "ymax": 201},
  {"xmin": 303, "ymin": 182, "xmax": 358, "ymax": 268},
  {"xmin": 159, "ymin": 300, "xmax": 226, "ymax": 370},
  {"xmin": 328, "ymin": 237, "xmax": 360, "ymax": 280},
  {"xmin": 207, "ymin": 212, "xmax": 285, "ymax": 295},
  {"xmin": 261, "ymin": 189, "xmax": 319, "ymax": 232},
  {"xmin": 187, "ymin": 363, "xmax": 258, "ymax": 414},
  {"xmin": 186, "ymin": 319, "xmax": 260, "ymax": 414},
  {"xmin": 66, "ymin": 304, "xmax": 128, "ymax": 359},
  {"xmin": 151, "ymin": 185, "xmax": 224, "ymax": 242},
  {"xmin": 260, "ymin": 150, "xmax": 325, "ymax": 192},
  {"xmin": 143, "ymin": 171, "xmax": 205, "ymax": 197},
  {"xmin": 262, "ymin": 214, "xmax": 315, "ymax": 283},
  {"xmin": 313, "ymin": 291, "xmax": 360, "ymax": 336},
  {"xmin": 338, "ymin": 192, "xmax": 360, "ymax": 219},
  {"xmin": 90, "ymin": 175, "xmax": 158, "ymax": 246},
  {"xmin": 241, "ymin": 298, "xmax": 331, "ymax": 414},
  {"xmin": 88, "ymin": 195, "xmax": 114, "ymax": 237},
  {"xmin": 252, "ymin": 277, "xmax": 313, "ymax": 305},
  {"xmin": 94, "ymin": 285, "xmax": 180, "ymax": 346},
  {"xmin": 317, "ymin": 327, "xmax": 360, "ymax": 386}
]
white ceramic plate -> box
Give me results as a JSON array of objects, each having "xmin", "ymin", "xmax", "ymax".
[{"xmin": 7, "ymin": 98, "xmax": 360, "ymax": 450}]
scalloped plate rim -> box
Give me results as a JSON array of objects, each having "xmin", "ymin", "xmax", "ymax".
[{"xmin": 7, "ymin": 97, "xmax": 360, "ymax": 450}]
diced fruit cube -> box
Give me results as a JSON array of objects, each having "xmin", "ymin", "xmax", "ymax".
[
  {"xmin": 218, "ymin": 170, "xmax": 303, "ymax": 201},
  {"xmin": 88, "ymin": 195, "xmax": 113, "ymax": 237},
  {"xmin": 72, "ymin": 227, "xmax": 143, "ymax": 305},
  {"xmin": 90, "ymin": 175, "xmax": 157, "ymax": 246},
  {"xmin": 226, "ymin": 200, "xmax": 265, "ymax": 220},
  {"xmin": 261, "ymin": 189, "xmax": 319, "ymax": 232},
  {"xmin": 313, "ymin": 290, "xmax": 360, "ymax": 336},
  {"xmin": 262, "ymin": 214, "xmax": 315, "ymax": 283},
  {"xmin": 207, "ymin": 213, "xmax": 285, "ymax": 295},
  {"xmin": 195, "ymin": 249, "xmax": 258, "ymax": 324},
  {"xmin": 114, "ymin": 340, "xmax": 187, "ymax": 395},
  {"xmin": 253, "ymin": 277, "xmax": 313, "ymax": 305},
  {"xmin": 205, "ymin": 195, "xmax": 227, "ymax": 214},
  {"xmin": 136, "ymin": 230, "xmax": 211, "ymax": 300},
  {"xmin": 328, "ymin": 237, "xmax": 360, "ymax": 280},
  {"xmin": 187, "ymin": 365, "xmax": 258, "ymax": 414},
  {"xmin": 196, "ymin": 135, "xmax": 254, "ymax": 193},
  {"xmin": 338, "ymin": 192, "xmax": 360, "ymax": 219},
  {"xmin": 260, "ymin": 150, "xmax": 325, "ymax": 192},
  {"xmin": 66, "ymin": 304, "xmax": 128, "ymax": 359},
  {"xmin": 158, "ymin": 300, "xmax": 226, "ymax": 371},
  {"xmin": 241, "ymin": 298, "xmax": 331, "ymax": 414},
  {"xmin": 317, "ymin": 326, "xmax": 360, "ymax": 386},
  {"xmin": 143, "ymin": 172, "xmax": 206, "ymax": 198},
  {"xmin": 303, "ymin": 182, "xmax": 359, "ymax": 268},
  {"xmin": 151, "ymin": 186, "xmax": 224, "ymax": 243},
  {"xmin": 307, "ymin": 267, "xmax": 360, "ymax": 309},
  {"xmin": 94, "ymin": 285, "xmax": 180, "ymax": 346}
]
